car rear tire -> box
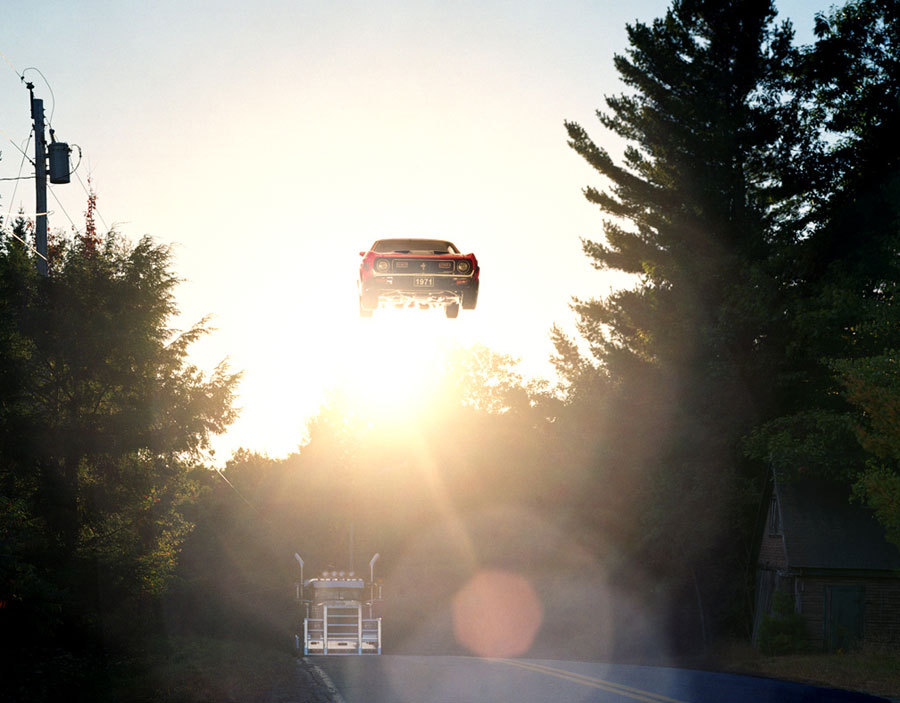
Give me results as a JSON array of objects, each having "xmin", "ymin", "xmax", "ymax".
[
  {"xmin": 445, "ymin": 303, "xmax": 459, "ymax": 318},
  {"xmin": 359, "ymin": 289, "xmax": 377, "ymax": 317}
]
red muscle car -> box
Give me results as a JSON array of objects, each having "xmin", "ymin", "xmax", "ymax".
[{"xmin": 358, "ymin": 238, "xmax": 479, "ymax": 318}]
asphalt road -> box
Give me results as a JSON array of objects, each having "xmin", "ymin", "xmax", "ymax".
[{"xmin": 308, "ymin": 655, "xmax": 892, "ymax": 703}]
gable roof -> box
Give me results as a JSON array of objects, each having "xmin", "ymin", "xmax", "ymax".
[{"xmin": 776, "ymin": 474, "xmax": 900, "ymax": 572}]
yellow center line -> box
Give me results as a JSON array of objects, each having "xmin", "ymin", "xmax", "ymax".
[{"xmin": 495, "ymin": 659, "xmax": 692, "ymax": 703}]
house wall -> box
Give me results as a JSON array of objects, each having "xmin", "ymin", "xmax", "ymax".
[
  {"xmin": 752, "ymin": 496, "xmax": 791, "ymax": 645},
  {"xmin": 797, "ymin": 574, "xmax": 900, "ymax": 650},
  {"xmin": 758, "ymin": 496, "xmax": 788, "ymax": 570}
]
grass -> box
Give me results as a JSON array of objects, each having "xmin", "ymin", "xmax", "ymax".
[
  {"xmin": 716, "ymin": 640, "xmax": 900, "ymax": 700},
  {"xmin": 103, "ymin": 636, "xmax": 299, "ymax": 703}
]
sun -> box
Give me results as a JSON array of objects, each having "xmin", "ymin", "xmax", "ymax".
[
  {"xmin": 205, "ymin": 264, "xmax": 487, "ymax": 460},
  {"xmin": 335, "ymin": 306, "xmax": 458, "ymax": 425}
]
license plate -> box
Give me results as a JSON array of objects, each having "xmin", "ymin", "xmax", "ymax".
[{"xmin": 413, "ymin": 277, "xmax": 433, "ymax": 287}]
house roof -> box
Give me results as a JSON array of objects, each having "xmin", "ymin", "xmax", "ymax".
[{"xmin": 777, "ymin": 474, "xmax": 900, "ymax": 572}]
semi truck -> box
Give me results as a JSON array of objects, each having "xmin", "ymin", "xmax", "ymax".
[{"xmin": 294, "ymin": 553, "xmax": 383, "ymax": 655}]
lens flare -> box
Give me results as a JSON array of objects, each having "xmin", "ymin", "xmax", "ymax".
[{"xmin": 452, "ymin": 569, "xmax": 543, "ymax": 658}]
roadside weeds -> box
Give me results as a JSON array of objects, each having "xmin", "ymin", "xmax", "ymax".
[{"xmin": 714, "ymin": 640, "xmax": 900, "ymax": 701}]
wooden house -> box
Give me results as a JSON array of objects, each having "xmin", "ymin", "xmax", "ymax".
[{"xmin": 753, "ymin": 471, "xmax": 900, "ymax": 651}]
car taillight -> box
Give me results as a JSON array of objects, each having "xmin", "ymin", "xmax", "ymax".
[
  {"xmin": 375, "ymin": 259, "xmax": 391, "ymax": 273},
  {"xmin": 456, "ymin": 260, "xmax": 471, "ymax": 274}
]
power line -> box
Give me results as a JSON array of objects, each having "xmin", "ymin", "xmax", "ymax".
[
  {"xmin": 1, "ymin": 54, "xmax": 113, "ymax": 255},
  {"xmin": 6, "ymin": 131, "xmax": 32, "ymax": 223},
  {"xmin": 0, "ymin": 225, "xmax": 49, "ymax": 263},
  {"xmin": 0, "ymin": 123, "xmax": 34, "ymax": 162},
  {"xmin": 0, "ymin": 49, "xmax": 37, "ymax": 221},
  {"xmin": 0, "ymin": 47, "xmax": 24, "ymax": 81},
  {"xmin": 213, "ymin": 466, "xmax": 270, "ymax": 520},
  {"xmin": 46, "ymin": 183, "xmax": 77, "ymax": 232}
]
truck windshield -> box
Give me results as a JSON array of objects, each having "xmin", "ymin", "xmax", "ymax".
[{"xmin": 314, "ymin": 587, "xmax": 364, "ymax": 602}]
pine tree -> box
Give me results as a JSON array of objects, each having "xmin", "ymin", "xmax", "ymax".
[
  {"xmin": 751, "ymin": 0, "xmax": 900, "ymax": 544},
  {"xmin": 560, "ymin": 0, "xmax": 797, "ymax": 642}
]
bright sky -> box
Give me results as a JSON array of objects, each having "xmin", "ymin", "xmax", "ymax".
[{"xmin": 1, "ymin": 0, "xmax": 825, "ymax": 460}]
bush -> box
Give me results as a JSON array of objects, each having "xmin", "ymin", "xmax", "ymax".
[{"xmin": 758, "ymin": 592, "xmax": 807, "ymax": 656}]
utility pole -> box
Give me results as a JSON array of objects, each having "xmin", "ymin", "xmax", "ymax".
[
  {"xmin": 26, "ymin": 79, "xmax": 70, "ymax": 276},
  {"xmin": 28, "ymin": 83, "xmax": 48, "ymax": 276}
]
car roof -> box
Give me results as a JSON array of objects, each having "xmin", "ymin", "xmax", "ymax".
[{"xmin": 371, "ymin": 238, "xmax": 458, "ymax": 253}]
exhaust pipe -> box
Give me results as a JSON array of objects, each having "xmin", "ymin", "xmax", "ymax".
[
  {"xmin": 369, "ymin": 553, "xmax": 380, "ymax": 583},
  {"xmin": 294, "ymin": 553, "xmax": 304, "ymax": 601}
]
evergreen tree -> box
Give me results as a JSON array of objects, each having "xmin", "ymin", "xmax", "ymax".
[
  {"xmin": 560, "ymin": 0, "xmax": 796, "ymax": 642},
  {"xmin": 750, "ymin": 0, "xmax": 900, "ymax": 541}
]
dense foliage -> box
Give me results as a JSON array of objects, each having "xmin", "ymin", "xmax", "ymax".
[
  {"xmin": 0, "ymin": 217, "xmax": 239, "ymax": 701},
  {"xmin": 560, "ymin": 0, "xmax": 900, "ymax": 647},
  {"xmin": 558, "ymin": 0, "xmax": 795, "ymax": 643}
]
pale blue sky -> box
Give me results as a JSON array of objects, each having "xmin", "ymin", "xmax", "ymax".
[{"xmin": 1, "ymin": 0, "xmax": 828, "ymax": 459}]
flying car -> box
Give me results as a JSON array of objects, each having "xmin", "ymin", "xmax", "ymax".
[{"xmin": 358, "ymin": 238, "xmax": 479, "ymax": 318}]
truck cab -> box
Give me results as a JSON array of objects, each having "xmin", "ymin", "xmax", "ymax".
[{"xmin": 296, "ymin": 560, "xmax": 383, "ymax": 655}]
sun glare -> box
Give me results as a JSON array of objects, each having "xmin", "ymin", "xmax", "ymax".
[
  {"xmin": 338, "ymin": 306, "xmax": 458, "ymax": 424},
  {"xmin": 208, "ymin": 264, "xmax": 491, "ymax": 460}
]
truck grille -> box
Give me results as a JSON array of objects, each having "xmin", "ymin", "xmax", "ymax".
[
  {"xmin": 324, "ymin": 606, "xmax": 359, "ymax": 637},
  {"xmin": 303, "ymin": 606, "xmax": 382, "ymax": 655}
]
